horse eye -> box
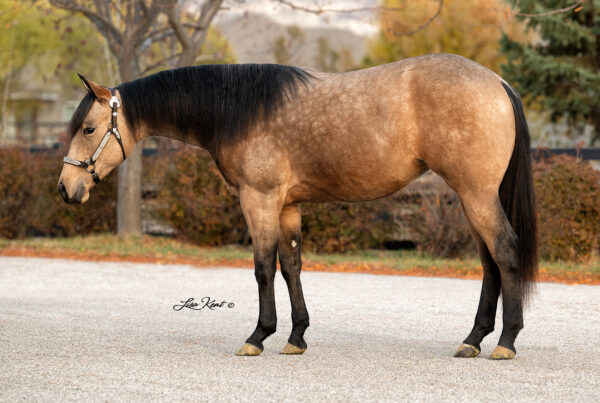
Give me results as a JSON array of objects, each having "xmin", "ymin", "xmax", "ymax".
[{"xmin": 83, "ymin": 127, "xmax": 95, "ymax": 135}]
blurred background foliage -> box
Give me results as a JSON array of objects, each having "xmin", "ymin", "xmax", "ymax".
[
  {"xmin": 501, "ymin": 0, "xmax": 600, "ymax": 144},
  {"xmin": 0, "ymin": 1, "xmax": 111, "ymax": 98},
  {"xmin": 2, "ymin": 147, "xmax": 598, "ymax": 262},
  {"xmin": 0, "ymin": 148, "xmax": 117, "ymax": 239},
  {"xmin": 0, "ymin": 0, "xmax": 234, "ymax": 120},
  {"xmin": 0, "ymin": 0, "xmax": 598, "ymax": 263},
  {"xmin": 365, "ymin": 0, "xmax": 530, "ymax": 73}
]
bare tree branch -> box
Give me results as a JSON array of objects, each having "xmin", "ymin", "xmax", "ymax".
[
  {"xmin": 190, "ymin": 0, "xmax": 223, "ymax": 45},
  {"xmin": 385, "ymin": 0, "xmax": 443, "ymax": 36},
  {"xmin": 131, "ymin": 2, "xmax": 163, "ymax": 47},
  {"xmin": 49, "ymin": 0, "xmax": 123, "ymax": 48},
  {"xmin": 166, "ymin": 5, "xmax": 193, "ymax": 49},
  {"xmin": 141, "ymin": 53, "xmax": 182, "ymax": 74},
  {"xmin": 111, "ymin": 0, "xmax": 127, "ymax": 22},
  {"xmin": 276, "ymin": 0, "xmax": 441, "ymax": 37},
  {"xmin": 145, "ymin": 27, "xmax": 176, "ymax": 42},
  {"xmin": 512, "ymin": 0, "xmax": 585, "ymax": 18},
  {"xmin": 275, "ymin": 0, "xmax": 407, "ymax": 15},
  {"xmin": 164, "ymin": 0, "xmax": 224, "ymax": 67}
]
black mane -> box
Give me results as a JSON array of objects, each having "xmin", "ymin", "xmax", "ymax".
[{"xmin": 117, "ymin": 64, "xmax": 312, "ymax": 148}]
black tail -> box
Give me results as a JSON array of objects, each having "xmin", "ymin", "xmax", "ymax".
[{"xmin": 492, "ymin": 81, "xmax": 538, "ymax": 300}]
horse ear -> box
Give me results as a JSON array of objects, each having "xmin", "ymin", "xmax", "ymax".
[
  {"xmin": 78, "ymin": 73, "xmax": 93, "ymax": 93},
  {"xmin": 77, "ymin": 73, "xmax": 111, "ymax": 101}
]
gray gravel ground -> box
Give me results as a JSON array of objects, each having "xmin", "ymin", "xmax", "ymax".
[{"xmin": 0, "ymin": 256, "xmax": 599, "ymax": 402}]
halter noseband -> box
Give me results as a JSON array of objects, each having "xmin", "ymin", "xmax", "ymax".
[{"xmin": 63, "ymin": 89, "xmax": 126, "ymax": 183}]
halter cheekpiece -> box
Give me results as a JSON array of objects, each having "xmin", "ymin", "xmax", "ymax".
[{"xmin": 63, "ymin": 88, "xmax": 126, "ymax": 183}]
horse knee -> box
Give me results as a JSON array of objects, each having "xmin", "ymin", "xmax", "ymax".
[
  {"xmin": 255, "ymin": 266, "xmax": 276, "ymax": 284},
  {"xmin": 281, "ymin": 261, "xmax": 301, "ymax": 280}
]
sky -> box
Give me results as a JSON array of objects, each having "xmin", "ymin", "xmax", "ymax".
[{"xmin": 218, "ymin": 0, "xmax": 379, "ymax": 36}]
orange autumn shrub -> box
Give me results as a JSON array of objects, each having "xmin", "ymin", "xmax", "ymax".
[
  {"xmin": 153, "ymin": 147, "xmax": 247, "ymax": 246},
  {"xmin": 0, "ymin": 148, "xmax": 116, "ymax": 238},
  {"xmin": 534, "ymin": 155, "xmax": 600, "ymax": 261}
]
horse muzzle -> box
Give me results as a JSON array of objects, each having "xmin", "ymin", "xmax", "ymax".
[{"xmin": 58, "ymin": 181, "xmax": 85, "ymax": 204}]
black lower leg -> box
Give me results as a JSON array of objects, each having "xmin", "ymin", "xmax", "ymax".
[
  {"xmin": 280, "ymin": 248, "xmax": 309, "ymax": 349},
  {"xmin": 463, "ymin": 248, "xmax": 501, "ymax": 350},
  {"xmin": 497, "ymin": 274, "xmax": 523, "ymax": 353},
  {"xmin": 246, "ymin": 245, "xmax": 278, "ymax": 350},
  {"xmin": 494, "ymin": 232, "xmax": 524, "ymax": 354}
]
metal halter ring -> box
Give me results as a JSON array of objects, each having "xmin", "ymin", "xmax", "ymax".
[{"xmin": 109, "ymin": 95, "xmax": 120, "ymax": 108}]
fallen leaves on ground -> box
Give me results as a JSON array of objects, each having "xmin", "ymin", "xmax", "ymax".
[{"xmin": 1, "ymin": 245, "xmax": 598, "ymax": 285}]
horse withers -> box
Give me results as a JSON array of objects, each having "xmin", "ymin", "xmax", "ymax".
[{"xmin": 58, "ymin": 53, "xmax": 537, "ymax": 360}]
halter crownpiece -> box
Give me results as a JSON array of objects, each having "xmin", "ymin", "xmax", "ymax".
[{"xmin": 63, "ymin": 88, "xmax": 126, "ymax": 183}]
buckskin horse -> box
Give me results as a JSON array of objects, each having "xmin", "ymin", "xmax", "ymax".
[{"xmin": 58, "ymin": 53, "xmax": 537, "ymax": 360}]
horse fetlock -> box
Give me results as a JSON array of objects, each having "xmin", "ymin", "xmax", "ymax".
[
  {"xmin": 506, "ymin": 321, "xmax": 523, "ymax": 333},
  {"xmin": 294, "ymin": 317, "xmax": 309, "ymax": 330},
  {"xmin": 289, "ymin": 325, "xmax": 308, "ymax": 345},
  {"xmin": 258, "ymin": 321, "xmax": 277, "ymax": 337},
  {"xmin": 476, "ymin": 327, "xmax": 495, "ymax": 342}
]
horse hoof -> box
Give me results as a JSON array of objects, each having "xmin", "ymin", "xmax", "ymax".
[
  {"xmin": 454, "ymin": 343, "xmax": 480, "ymax": 358},
  {"xmin": 235, "ymin": 343, "xmax": 263, "ymax": 356},
  {"xmin": 280, "ymin": 342, "xmax": 306, "ymax": 355},
  {"xmin": 489, "ymin": 345, "xmax": 516, "ymax": 360}
]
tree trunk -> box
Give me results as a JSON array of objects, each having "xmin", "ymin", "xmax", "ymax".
[
  {"xmin": 117, "ymin": 56, "xmax": 143, "ymax": 237},
  {"xmin": 0, "ymin": 30, "xmax": 15, "ymax": 138},
  {"xmin": 117, "ymin": 145, "xmax": 143, "ymax": 236}
]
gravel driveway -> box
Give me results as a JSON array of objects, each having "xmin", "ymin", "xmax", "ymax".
[{"xmin": 0, "ymin": 256, "xmax": 598, "ymax": 401}]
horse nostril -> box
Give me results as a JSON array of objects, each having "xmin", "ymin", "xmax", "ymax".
[{"xmin": 58, "ymin": 182, "xmax": 69, "ymax": 203}]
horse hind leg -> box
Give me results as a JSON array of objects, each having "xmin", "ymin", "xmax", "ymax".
[
  {"xmin": 457, "ymin": 190, "xmax": 524, "ymax": 359},
  {"xmin": 277, "ymin": 205, "xmax": 310, "ymax": 354},
  {"xmin": 455, "ymin": 219, "xmax": 502, "ymax": 358}
]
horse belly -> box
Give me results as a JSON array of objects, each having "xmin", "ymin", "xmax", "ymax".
[{"xmin": 286, "ymin": 146, "xmax": 426, "ymax": 203}]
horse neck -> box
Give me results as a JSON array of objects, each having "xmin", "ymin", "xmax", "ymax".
[{"xmin": 142, "ymin": 123, "xmax": 217, "ymax": 155}]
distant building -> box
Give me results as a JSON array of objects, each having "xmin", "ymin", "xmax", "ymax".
[{"xmin": 0, "ymin": 90, "xmax": 76, "ymax": 148}]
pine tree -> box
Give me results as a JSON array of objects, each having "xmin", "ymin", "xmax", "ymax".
[{"xmin": 501, "ymin": 0, "xmax": 600, "ymax": 144}]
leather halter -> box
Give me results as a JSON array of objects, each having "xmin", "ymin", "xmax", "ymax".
[{"xmin": 63, "ymin": 89, "xmax": 126, "ymax": 183}]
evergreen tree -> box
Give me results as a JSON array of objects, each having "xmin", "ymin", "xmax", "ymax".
[{"xmin": 501, "ymin": 0, "xmax": 600, "ymax": 144}]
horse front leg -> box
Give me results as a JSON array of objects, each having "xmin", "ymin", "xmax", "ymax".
[
  {"xmin": 235, "ymin": 188, "xmax": 281, "ymax": 356},
  {"xmin": 278, "ymin": 205, "xmax": 309, "ymax": 354}
]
